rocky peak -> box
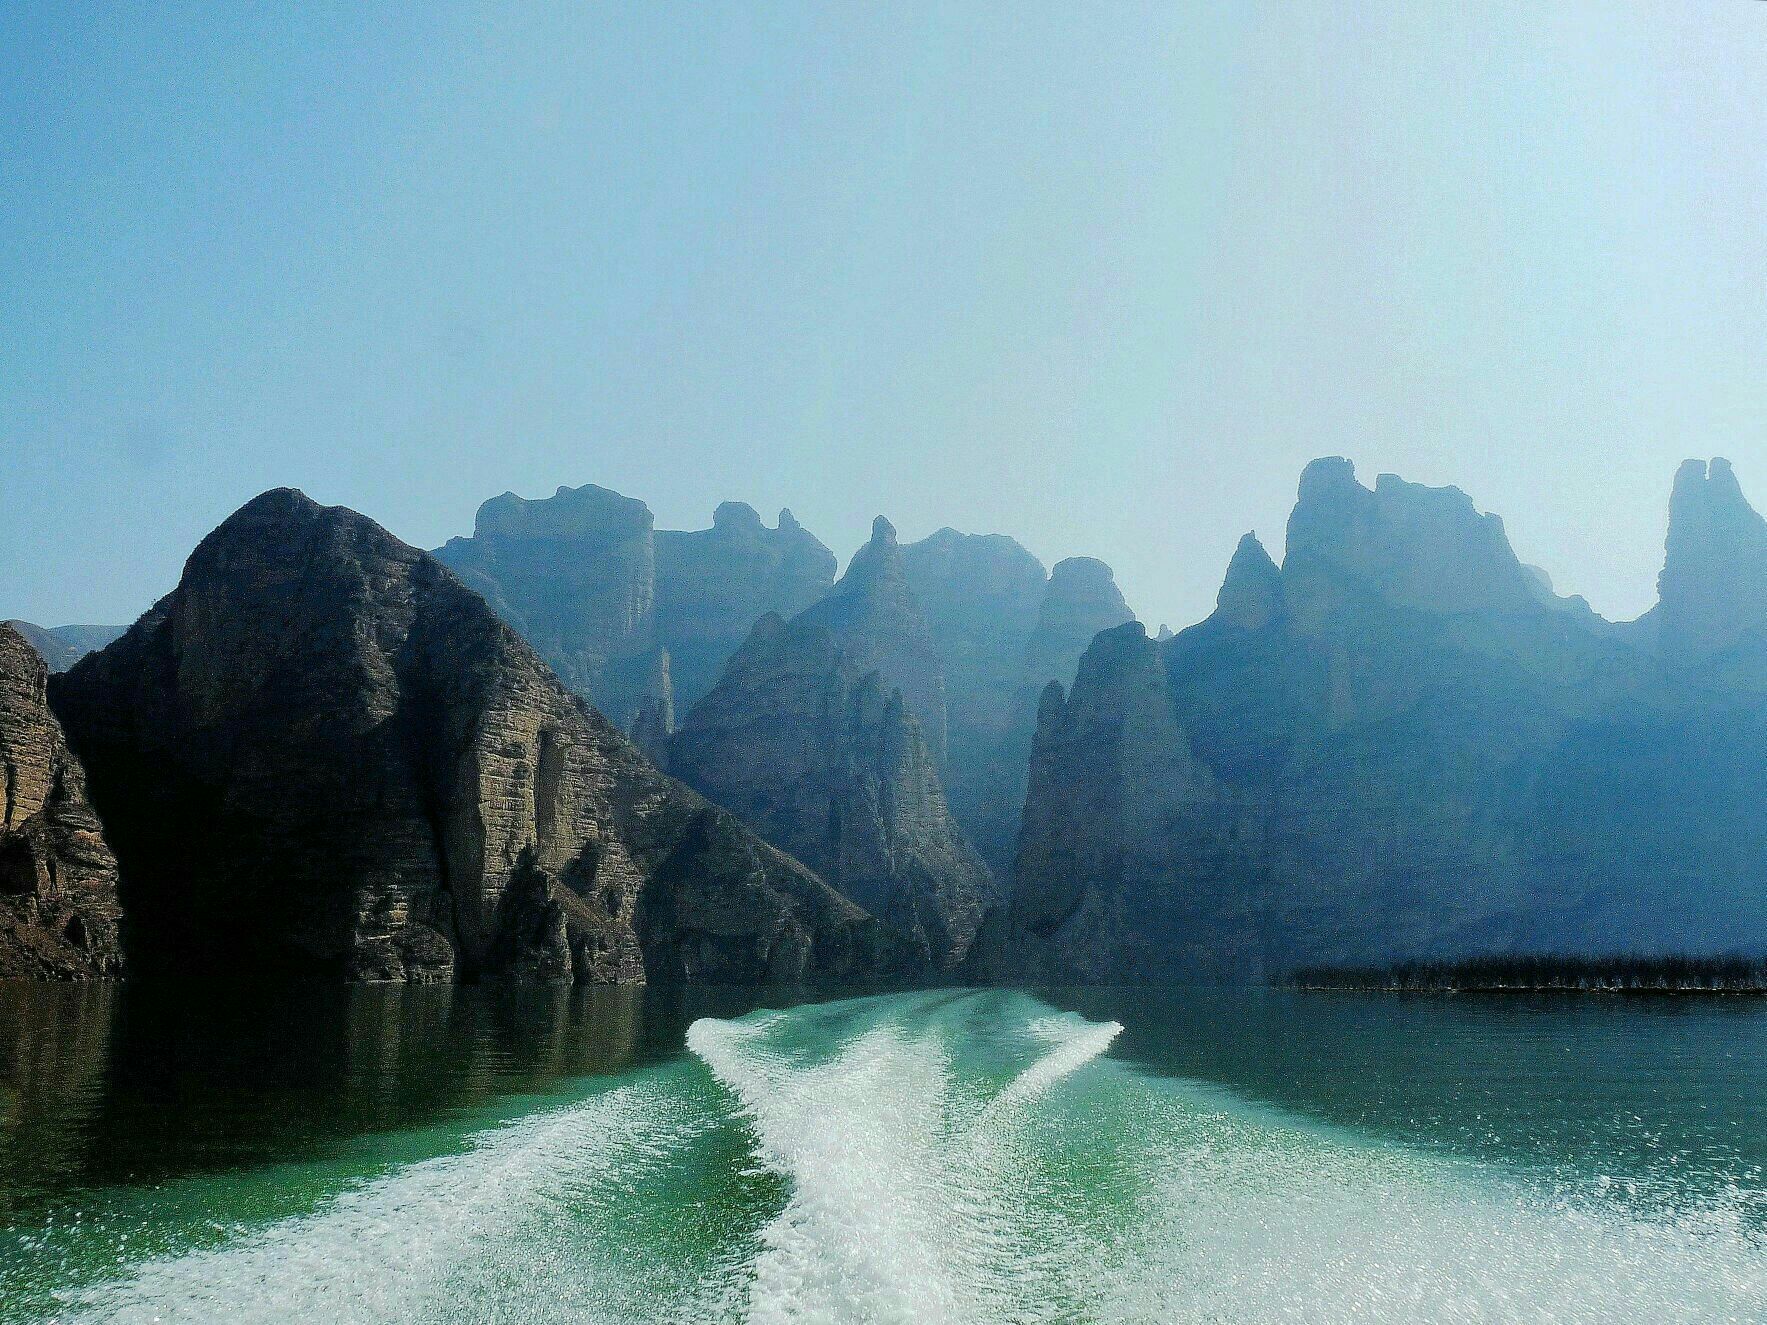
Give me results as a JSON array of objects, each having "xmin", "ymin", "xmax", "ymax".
[
  {"xmin": 53, "ymin": 490, "xmax": 898, "ymax": 986},
  {"xmin": 902, "ymin": 529, "xmax": 1046, "ymax": 639},
  {"xmin": 668, "ymin": 605, "xmax": 994, "ymax": 970},
  {"xmin": 651, "ymin": 503, "xmax": 837, "ymax": 715},
  {"xmin": 795, "ymin": 516, "xmax": 947, "ymax": 761},
  {"xmin": 711, "ymin": 501, "xmax": 765, "ymax": 536},
  {"xmin": 435, "ymin": 483, "xmax": 661, "ymax": 727},
  {"xmin": 1023, "ymin": 557, "xmax": 1136, "ymax": 689},
  {"xmin": 840, "ymin": 516, "xmax": 902, "ymax": 588},
  {"xmin": 1284, "ymin": 457, "xmax": 1538, "ymax": 616},
  {"xmin": 999, "ymin": 618, "xmax": 1216, "ymax": 981},
  {"xmin": 0, "ymin": 624, "xmax": 124, "ymax": 979},
  {"xmin": 1655, "ymin": 457, "xmax": 1767, "ymax": 661},
  {"xmin": 1213, "ymin": 533, "xmax": 1284, "ymax": 631},
  {"xmin": 474, "ymin": 483, "xmax": 653, "ymax": 545}
]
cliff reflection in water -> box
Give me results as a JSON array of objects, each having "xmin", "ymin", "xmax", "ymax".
[{"xmin": 0, "ymin": 980, "xmax": 789, "ymax": 1214}]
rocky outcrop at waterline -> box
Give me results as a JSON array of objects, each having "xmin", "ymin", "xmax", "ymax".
[
  {"xmin": 0, "ymin": 623, "xmax": 125, "ymax": 979},
  {"xmin": 52, "ymin": 490, "xmax": 907, "ymax": 986}
]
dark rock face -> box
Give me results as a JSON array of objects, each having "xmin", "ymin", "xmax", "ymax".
[
  {"xmin": 0, "ymin": 625, "xmax": 124, "ymax": 979},
  {"xmin": 435, "ymin": 487, "xmax": 837, "ymax": 732},
  {"xmin": 1004, "ymin": 458, "xmax": 1767, "ymax": 983},
  {"xmin": 52, "ymin": 490, "xmax": 902, "ymax": 986},
  {"xmin": 670, "ymin": 527, "xmax": 996, "ymax": 969},
  {"xmin": 5, "ymin": 623, "xmax": 125, "ymax": 675}
]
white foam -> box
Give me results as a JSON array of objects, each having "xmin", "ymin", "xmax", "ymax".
[
  {"xmin": 688, "ymin": 1000, "xmax": 1123, "ymax": 1325},
  {"xmin": 1084, "ymin": 1082, "xmax": 1767, "ymax": 1325},
  {"xmin": 38, "ymin": 992, "xmax": 1767, "ymax": 1325},
  {"xmin": 63, "ymin": 1084, "xmax": 708, "ymax": 1325},
  {"xmin": 985, "ymin": 1014, "xmax": 1123, "ymax": 1115}
]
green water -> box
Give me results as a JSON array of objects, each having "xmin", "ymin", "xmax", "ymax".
[{"xmin": 3, "ymin": 983, "xmax": 1766, "ymax": 1323}]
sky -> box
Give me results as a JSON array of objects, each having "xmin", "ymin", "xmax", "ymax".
[{"xmin": 3, "ymin": 1, "xmax": 1763, "ymax": 631}]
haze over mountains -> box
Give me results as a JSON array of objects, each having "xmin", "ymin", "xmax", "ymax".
[
  {"xmin": 4, "ymin": 456, "xmax": 1763, "ymax": 985},
  {"xmin": 1003, "ymin": 457, "xmax": 1767, "ymax": 981}
]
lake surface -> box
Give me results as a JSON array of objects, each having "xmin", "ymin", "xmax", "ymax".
[{"xmin": 3, "ymin": 981, "xmax": 1766, "ymax": 1323}]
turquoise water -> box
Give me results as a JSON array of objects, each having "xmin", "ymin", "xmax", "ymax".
[{"xmin": 3, "ymin": 983, "xmax": 1767, "ymax": 1322}]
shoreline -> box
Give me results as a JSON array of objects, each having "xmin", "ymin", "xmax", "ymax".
[{"xmin": 1293, "ymin": 983, "xmax": 1767, "ymax": 997}]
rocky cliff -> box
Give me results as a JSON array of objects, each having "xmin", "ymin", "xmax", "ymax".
[
  {"xmin": 1647, "ymin": 458, "xmax": 1767, "ymax": 667},
  {"xmin": 653, "ymin": 501, "xmax": 837, "ymax": 711},
  {"xmin": 1004, "ymin": 458, "xmax": 1767, "ymax": 982},
  {"xmin": 900, "ymin": 530, "xmax": 1046, "ymax": 870},
  {"xmin": 434, "ymin": 484, "xmax": 665, "ymax": 729},
  {"xmin": 435, "ymin": 487, "xmax": 836, "ymax": 732},
  {"xmin": 436, "ymin": 483, "xmax": 1136, "ymax": 876},
  {"xmin": 0, "ymin": 624, "xmax": 124, "ymax": 979},
  {"xmin": 792, "ymin": 517, "xmax": 950, "ymax": 761},
  {"xmin": 900, "ymin": 535, "xmax": 1137, "ymax": 871},
  {"xmin": 1023, "ymin": 557, "xmax": 1139, "ymax": 688},
  {"xmin": 670, "ymin": 521, "xmax": 995, "ymax": 969},
  {"xmin": 52, "ymin": 490, "xmax": 905, "ymax": 986}
]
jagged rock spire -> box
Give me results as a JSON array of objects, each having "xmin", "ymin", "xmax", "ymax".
[
  {"xmin": 1214, "ymin": 532, "xmax": 1284, "ymax": 630},
  {"xmin": 1655, "ymin": 457, "xmax": 1767, "ymax": 660}
]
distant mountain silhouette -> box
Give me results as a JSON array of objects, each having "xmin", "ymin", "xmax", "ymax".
[{"xmin": 995, "ymin": 457, "xmax": 1767, "ymax": 982}]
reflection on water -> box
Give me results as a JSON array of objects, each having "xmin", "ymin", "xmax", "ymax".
[
  {"xmin": 4, "ymin": 984, "xmax": 1767, "ymax": 1323},
  {"xmin": 0, "ymin": 981, "xmax": 792, "ymax": 1216},
  {"xmin": 9, "ymin": 980, "xmax": 1767, "ymax": 1223}
]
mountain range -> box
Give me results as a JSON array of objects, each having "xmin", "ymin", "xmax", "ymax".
[{"xmin": 4, "ymin": 457, "xmax": 1762, "ymax": 985}]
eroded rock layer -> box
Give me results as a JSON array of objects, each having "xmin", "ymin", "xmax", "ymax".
[
  {"xmin": 671, "ymin": 522, "xmax": 996, "ymax": 969},
  {"xmin": 0, "ymin": 624, "xmax": 124, "ymax": 979},
  {"xmin": 53, "ymin": 490, "xmax": 903, "ymax": 986}
]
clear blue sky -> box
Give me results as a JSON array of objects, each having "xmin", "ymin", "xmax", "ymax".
[{"xmin": 4, "ymin": 1, "xmax": 1762, "ymax": 630}]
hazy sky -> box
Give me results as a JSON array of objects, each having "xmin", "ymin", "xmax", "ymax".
[{"xmin": 4, "ymin": 2, "xmax": 1763, "ymax": 630}]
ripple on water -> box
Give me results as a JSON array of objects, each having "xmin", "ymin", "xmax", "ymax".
[{"xmin": 10, "ymin": 989, "xmax": 1767, "ymax": 1325}]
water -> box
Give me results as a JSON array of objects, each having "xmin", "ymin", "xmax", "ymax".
[{"xmin": 3, "ymin": 983, "xmax": 1767, "ymax": 1323}]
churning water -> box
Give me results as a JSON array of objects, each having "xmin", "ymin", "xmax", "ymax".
[{"xmin": 3, "ymin": 985, "xmax": 1767, "ymax": 1322}]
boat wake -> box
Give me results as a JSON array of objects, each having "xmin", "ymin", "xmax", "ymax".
[
  {"xmin": 59, "ymin": 1083, "xmax": 716, "ymax": 1324},
  {"xmin": 687, "ymin": 996, "xmax": 1123, "ymax": 1324},
  {"xmin": 28, "ymin": 989, "xmax": 1767, "ymax": 1324}
]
